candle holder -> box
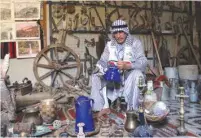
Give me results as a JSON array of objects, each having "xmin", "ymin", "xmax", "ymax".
[{"xmin": 176, "ymin": 87, "xmax": 189, "ymax": 136}]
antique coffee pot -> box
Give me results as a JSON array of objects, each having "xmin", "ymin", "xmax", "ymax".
[
  {"xmin": 75, "ymin": 96, "xmax": 95, "ymax": 133},
  {"xmin": 124, "ymin": 110, "xmax": 138, "ymax": 132}
]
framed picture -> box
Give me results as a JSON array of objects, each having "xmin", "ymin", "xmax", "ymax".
[
  {"xmin": 14, "ymin": 2, "xmax": 41, "ymax": 20},
  {"xmin": 16, "ymin": 40, "xmax": 41, "ymax": 58},
  {"xmin": 0, "ymin": 3, "xmax": 13, "ymax": 21},
  {"xmin": 15, "ymin": 21, "xmax": 40, "ymax": 39},
  {"xmin": 0, "ymin": 22, "xmax": 15, "ymax": 42}
]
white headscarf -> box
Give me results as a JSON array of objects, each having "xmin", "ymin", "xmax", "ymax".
[
  {"xmin": 110, "ymin": 19, "xmax": 134, "ymax": 47},
  {"xmin": 111, "ymin": 19, "xmax": 129, "ymax": 34}
]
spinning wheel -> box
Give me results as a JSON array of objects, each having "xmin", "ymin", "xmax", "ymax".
[{"xmin": 33, "ymin": 43, "xmax": 81, "ymax": 88}]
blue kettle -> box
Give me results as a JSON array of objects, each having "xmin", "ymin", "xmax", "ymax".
[
  {"xmin": 104, "ymin": 65, "xmax": 121, "ymax": 90},
  {"xmin": 104, "ymin": 65, "xmax": 121, "ymax": 83},
  {"xmin": 75, "ymin": 96, "xmax": 95, "ymax": 133}
]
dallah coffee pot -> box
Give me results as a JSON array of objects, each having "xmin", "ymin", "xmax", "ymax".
[
  {"xmin": 75, "ymin": 96, "xmax": 95, "ymax": 133},
  {"xmin": 124, "ymin": 110, "xmax": 138, "ymax": 132}
]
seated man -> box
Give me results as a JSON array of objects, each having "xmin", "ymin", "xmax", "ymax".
[{"xmin": 90, "ymin": 19, "xmax": 148, "ymax": 114}]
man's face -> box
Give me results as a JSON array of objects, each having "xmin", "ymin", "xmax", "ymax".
[{"xmin": 113, "ymin": 31, "xmax": 127, "ymax": 44}]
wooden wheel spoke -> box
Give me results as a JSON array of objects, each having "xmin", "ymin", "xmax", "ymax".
[
  {"xmin": 62, "ymin": 51, "xmax": 71, "ymax": 62},
  {"xmin": 41, "ymin": 53, "xmax": 51, "ymax": 64},
  {"xmin": 54, "ymin": 47, "xmax": 59, "ymax": 62},
  {"xmin": 51, "ymin": 71, "xmax": 58, "ymax": 86},
  {"xmin": 60, "ymin": 71, "xmax": 74, "ymax": 79},
  {"xmin": 37, "ymin": 64, "xmax": 55, "ymax": 69},
  {"xmin": 61, "ymin": 63, "xmax": 78, "ymax": 69},
  {"xmin": 40, "ymin": 70, "xmax": 55, "ymax": 80},
  {"xmin": 58, "ymin": 73, "xmax": 65, "ymax": 84}
]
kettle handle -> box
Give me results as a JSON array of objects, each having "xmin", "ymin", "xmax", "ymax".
[{"xmin": 90, "ymin": 99, "xmax": 94, "ymax": 107}]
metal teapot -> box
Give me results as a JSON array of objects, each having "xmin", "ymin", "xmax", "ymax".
[{"xmin": 75, "ymin": 96, "xmax": 95, "ymax": 133}]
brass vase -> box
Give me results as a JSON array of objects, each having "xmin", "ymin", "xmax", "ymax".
[{"xmin": 124, "ymin": 110, "xmax": 138, "ymax": 132}]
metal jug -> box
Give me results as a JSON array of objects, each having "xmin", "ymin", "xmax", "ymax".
[
  {"xmin": 124, "ymin": 110, "xmax": 138, "ymax": 132},
  {"xmin": 75, "ymin": 96, "xmax": 95, "ymax": 132}
]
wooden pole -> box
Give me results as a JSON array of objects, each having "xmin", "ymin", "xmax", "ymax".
[
  {"xmin": 151, "ymin": 31, "xmax": 163, "ymax": 75},
  {"xmin": 181, "ymin": 25, "xmax": 201, "ymax": 72}
]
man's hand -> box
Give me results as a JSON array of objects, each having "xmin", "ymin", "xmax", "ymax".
[{"xmin": 117, "ymin": 61, "xmax": 132, "ymax": 70}]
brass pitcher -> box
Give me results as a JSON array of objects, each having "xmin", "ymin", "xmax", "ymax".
[{"xmin": 124, "ymin": 110, "xmax": 138, "ymax": 132}]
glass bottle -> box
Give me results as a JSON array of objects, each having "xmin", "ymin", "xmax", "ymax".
[
  {"xmin": 189, "ymin": 81, "xmax": 198, "ymax": 103},
  {"xmin": 144, "ymin": 80, "xmax": 157, "ymax": 109}
]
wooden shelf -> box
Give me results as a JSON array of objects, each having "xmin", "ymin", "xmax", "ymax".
[
  {"xmin": 48, "ymin": 1, "xmax": 105, "ymax": 7},
  {"xmin": 67, "ymin": 30, "xmax": 105, "ymax": 34}
]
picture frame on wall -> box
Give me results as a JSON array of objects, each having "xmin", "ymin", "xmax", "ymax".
[
  {"xmin": 15, "ymin": 21, "xmax": 40, "ymax": 39},
  {"xmin": 14, "ymin": 2, "xmax": 41, "ymax": 20},
  {"xmin": 0, "ymin": 2, "xmax": 13, "ymax": 21},
  {"xmin": 0, "ymin": 22, "xmax": 15, "ymax": 42},
  {"xmin": 16, "ymin": 40, "xmax": 41, "ymax": 58}
]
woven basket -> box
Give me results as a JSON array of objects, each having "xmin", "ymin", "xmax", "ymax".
[{"xmin": 145, "ymin": 109, "xmax": 170, "ymax": 122}]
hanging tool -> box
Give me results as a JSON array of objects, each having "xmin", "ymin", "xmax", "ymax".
[
  {"xmin": 68, "ymin": 32, "xmax": 80, "ymax": 48},
  {"xmin": 151, "ymin": 31, "xmax": 163, "ymax": 75},
  {"xmin": 91, "ymin": 6, "xmax": 106, "ymax": 31},
  {"xmin": 107, "ymin": 8, "xmax": 119, "ymax": 27},
  {"xmin": 113, "ymin": 1, "xmax": 121, "ymax": 18},
  {"xmin": 180, "ymin": 25, "xmax": 201, "ymax": 72},
  {"xmin": 172, "ymin": 33, "xmax": 181, "ymax": 67},
  {"xmin": 84, "ymin": 38, "xmax": 95, "ymax": 47},
  {"xmin": 158, "ymin": 37, "xmax": 171, "ymax": 68}
]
